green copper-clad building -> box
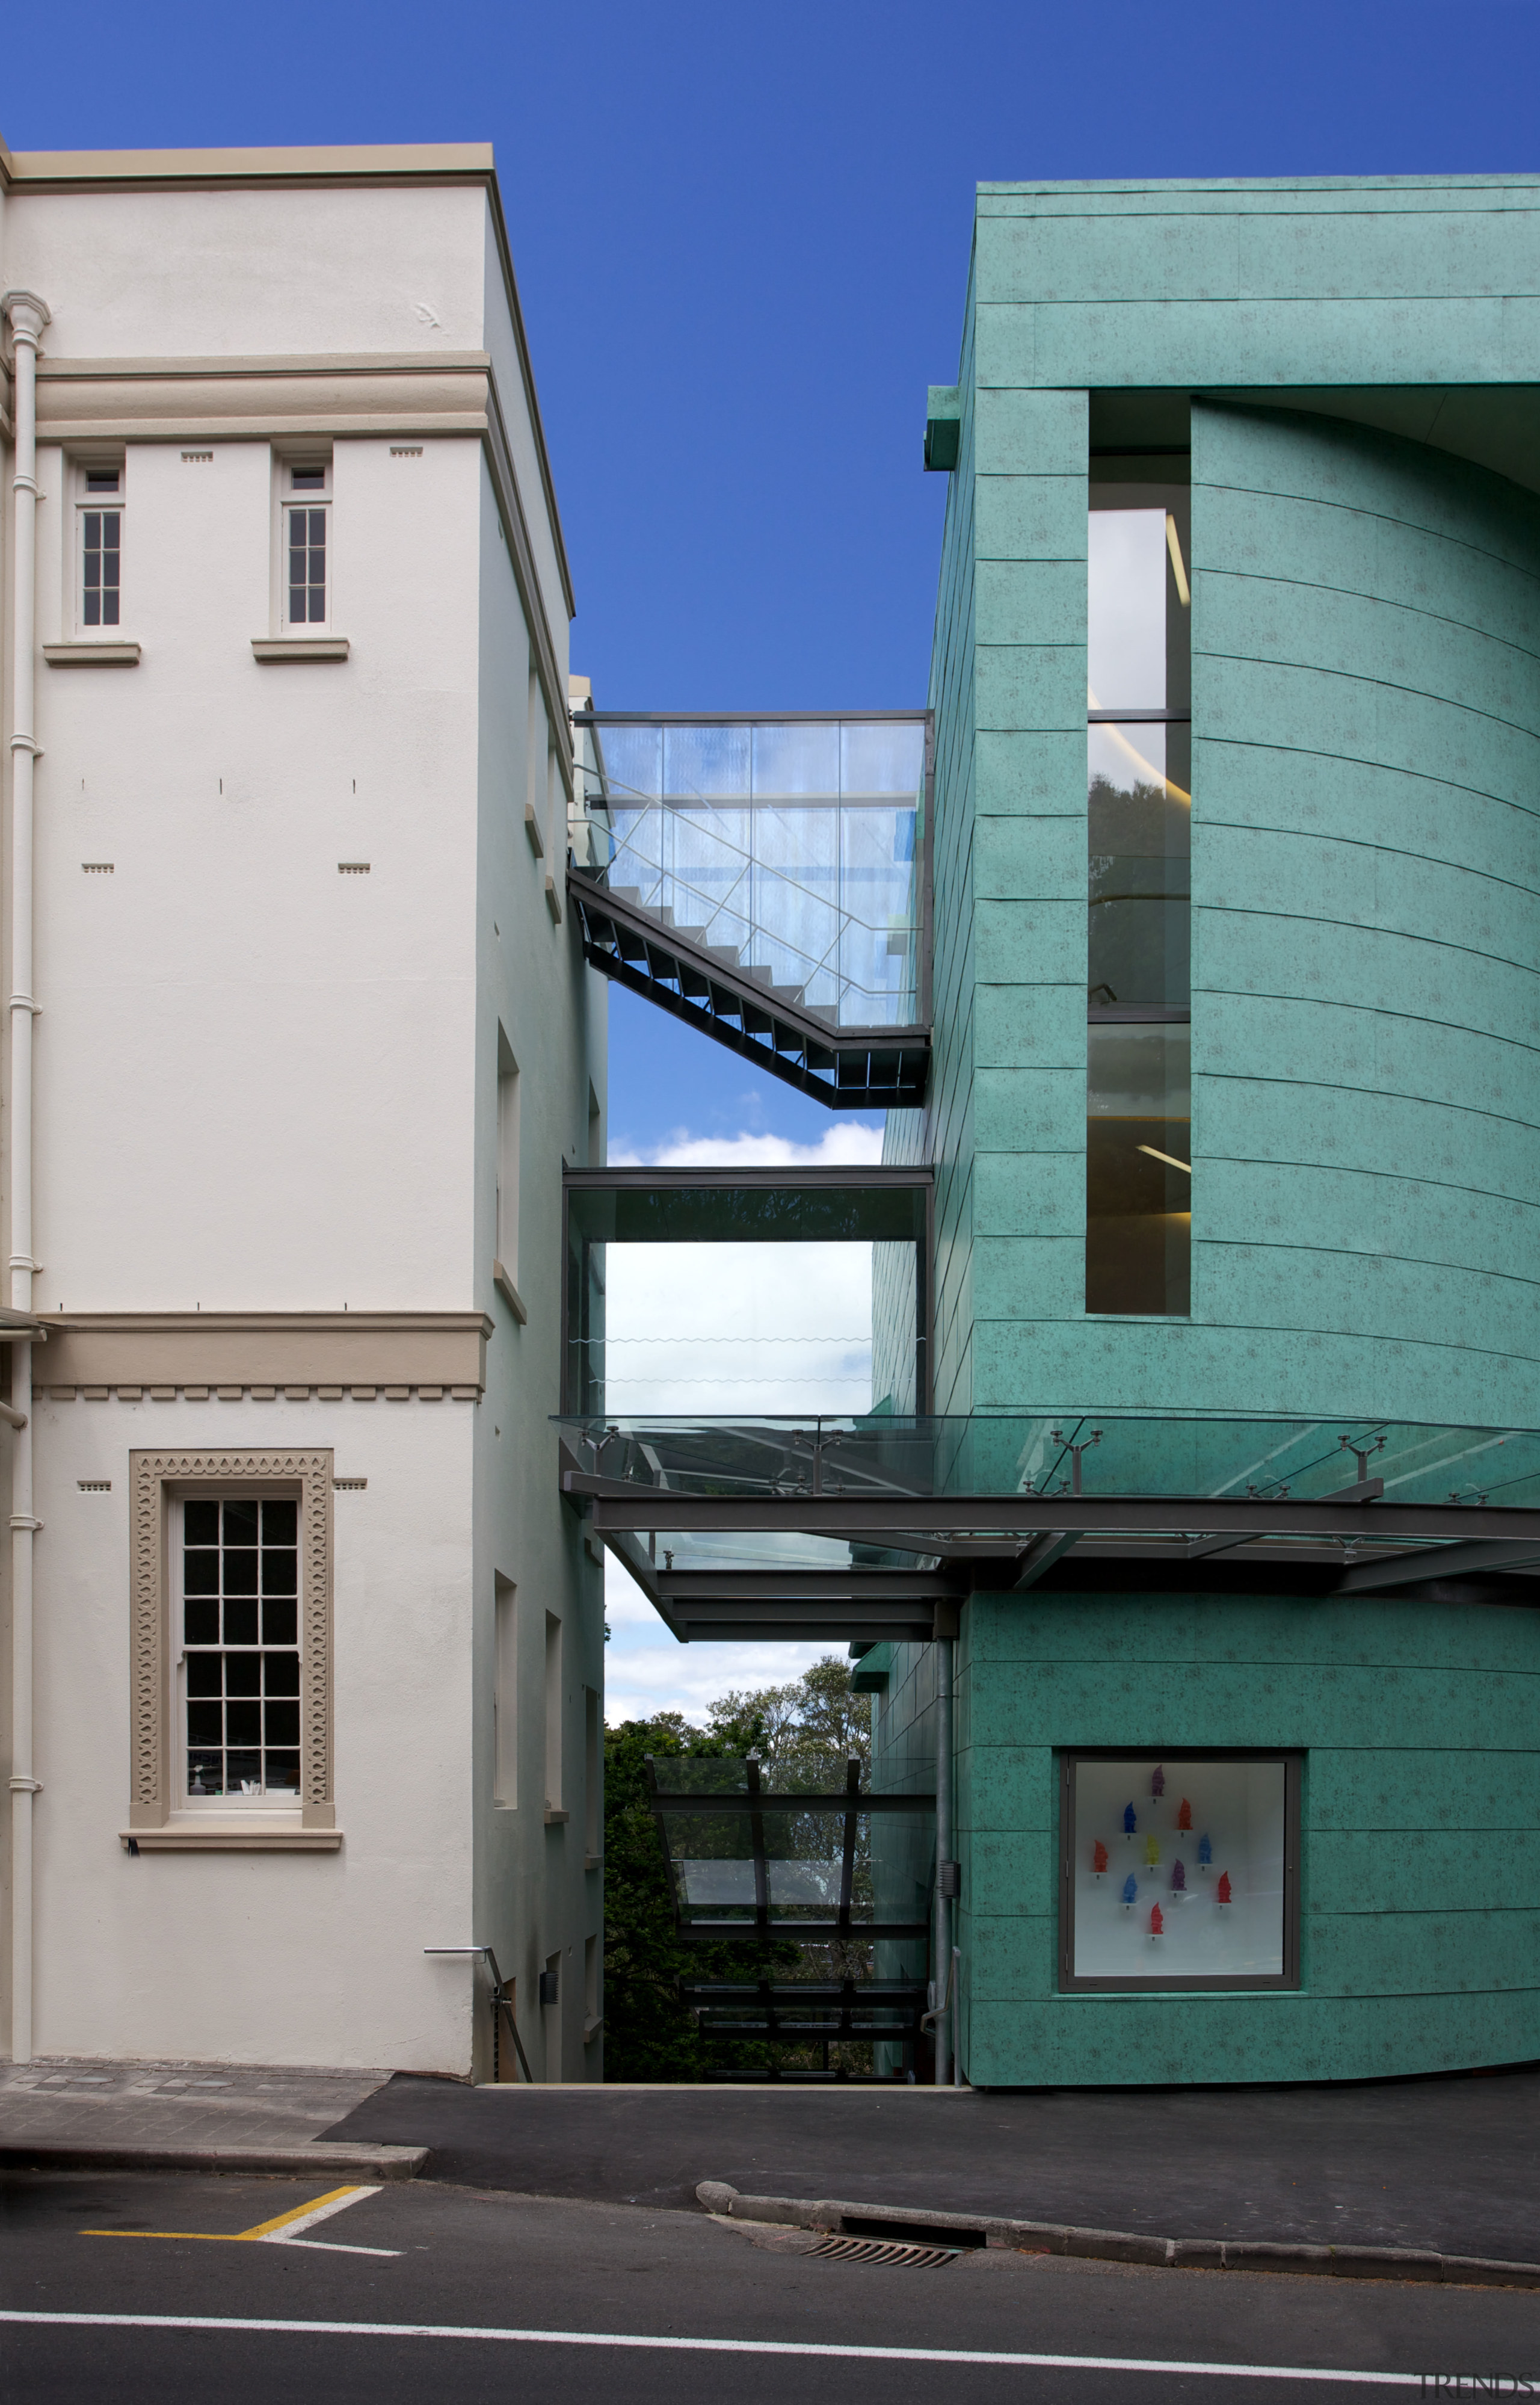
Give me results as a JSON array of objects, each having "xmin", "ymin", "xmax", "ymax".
[{"xmin": 860, "ymin": 176, "xmax": 1540, "ymax": 2085}]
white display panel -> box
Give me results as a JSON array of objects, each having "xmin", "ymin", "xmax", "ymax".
[{"xmin": 1068, "ymin": 1757, "xmax": 1287, "ymax": 1982}]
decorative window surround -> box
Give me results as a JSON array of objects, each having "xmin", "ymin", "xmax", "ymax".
[
  {"xmin": 43, "ymin": 641, "xmax": 141, "ymax": 667},
  {"xmin": 125, "ymin": 1449, "xmax": 336, "ymax": 1846}
]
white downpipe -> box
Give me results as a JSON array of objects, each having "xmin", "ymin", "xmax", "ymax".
[
  {"xmin": 5, "ymin": 290, "xmax": 49, "ymax": 2065},
  {"xmin": 932, "ymin": 1633, "xmax": 953, "ymax": 2085}
]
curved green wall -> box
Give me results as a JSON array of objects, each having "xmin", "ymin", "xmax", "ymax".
[{"xmin": 1193, "ymin": 404, "xmax": 1540, "ymax": 1425}]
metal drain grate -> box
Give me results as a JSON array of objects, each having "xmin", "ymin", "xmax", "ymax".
[{"xmin": 809, "ymin": 2235, "xmax": 958, "ymax": 2268}]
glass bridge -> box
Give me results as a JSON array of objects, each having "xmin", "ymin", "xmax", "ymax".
[{"xmin": 568, "ymin": 712, "xmax": 931, "ymax": 1108}]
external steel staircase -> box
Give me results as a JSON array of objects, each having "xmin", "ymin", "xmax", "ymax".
[{"xmin": 567, "ymin": 712, "xmax": 932, "ymax": 1110}]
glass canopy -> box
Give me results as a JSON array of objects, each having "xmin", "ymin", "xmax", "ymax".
[{"xmin": 559, "ymin": 1412, "xmax": 1540, "ymax": 1511}]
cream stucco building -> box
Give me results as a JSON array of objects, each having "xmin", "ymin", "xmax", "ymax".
[{"xmin": 0, "ymin": 137, "xmax": 606, "ymax": 2078}]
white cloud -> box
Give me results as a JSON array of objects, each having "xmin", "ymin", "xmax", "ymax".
[
  {"xmin": 609, "ymin": 1123, "xmax": 886, "ymax": 1170},
  {"xmin": 602, "ymin": 1239, "xmax": 870, "ymax": 1415},
  {"xmin": 603, "ymin": 1550, "xmax": 833, "ymax": 1725}
]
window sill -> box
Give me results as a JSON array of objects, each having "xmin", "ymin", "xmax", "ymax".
[
  {"xmin": 43, "ymin": 641, "xmax": 141, "ymax": 667},
  {"xmin": 251, "ymin": 636, "xmax": 350, "ymax": 664},
  {"xmin": 493, "ymin": 1262, "xmax": 528, "ymax": 1323},
  {"xmin": 584, "ymin": 2014, "xmax": 604, "ymax": 2042},
  {"xmin": 584, "ymin": 1853, "xmax": 602, "ymax": 1872},
  {"xmin": 543, "ymin": 1808, "xmax": 570, "ymax": 1826},
  {"xmin": 121, "ymin": 1823, "xmax": 343, "ymax": 1852}
]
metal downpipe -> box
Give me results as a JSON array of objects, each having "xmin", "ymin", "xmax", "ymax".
[
  {"xmin": 5, "ymin": 290, "xmax": 49, "ymax": 2065},
  {"xmin": 932, "ymin": 1631, "xmax": 953, "ymax": 2084}
]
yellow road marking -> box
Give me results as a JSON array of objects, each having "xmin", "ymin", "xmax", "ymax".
[{"xmin": 82, "ymin": 2184, "xmax": 367, "ymax": 2244}]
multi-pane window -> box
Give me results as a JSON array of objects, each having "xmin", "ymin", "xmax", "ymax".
[
  {"xmin": 183, "ymin": 1498, "xmax": 301, "ymax": 1801},
  {"xmin": 1086, "ymin": 458, "xmax": 1192, "ymax": 1315},
  {"xmin": 81, "ymin": 466, "xmax": 122, "ymax": 629},
  {"xmin": 285, "ymin": 463, "xmax": 329, "ymax": 626}
]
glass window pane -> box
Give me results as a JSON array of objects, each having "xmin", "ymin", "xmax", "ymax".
[
  {"xmin": 1088, "ymin": 507, "xmax": 1168, "ymax": 709},
  {"xmin": 188, "ymin": 1754, "xmax": 224, "ymax": 1796},
  {"xmin": 224, "ymin": 1652, "xmax": 262, "ymax": 1697},
  {"xmin": 841, "ymin": 720, "xmax": 925, "ymax": 798},
  {"xmin": 264, "ymin": 1700, "xmax": 300, "ymax": 1747},
  {"xmin": 186, "ymin": 1655, "xmax": 223, "ymax": 1698},
  {"xmin": 1086, "ymin": 1024, "xmax": 1190, "ymax": 1315},
  {"xmin": 663, "ymin": 724, "xmax": 749, "ymax": 801},
  {"xmin": 265, "ymin": 1753, "xmax": 301, "ymax": 1794},
  {"xmin": 262, "ymin": 1548, "xmax": 298, "ymax": 1595},
  {"xmin": 1069, "ymin": 1757, "xmax": 1287, "ymax": 1980},
  {"xmin": 223, "ymin": 1548, "xmax": 258, "ymax": 1595},
  {"xmin": 186, "ymin": 1702, "xmax": 223, "ymax": 1746},
  {"xmin": 264, "ymin": 1650, "xmax": 300, "ymax": 1696},
  {"xmin": 184, "ymin": 1596, "xmax": 218, "ymax": 1647},
  {"xmin": 186, "ymin": 1500, "xmax": 220, "ymax": 1546},
  {"xmin": 262, "ymin": 1597, "xmax": 298, "ymax": 1646},
  {"xmin": 223, "ymin": 1596, "xmax": 259, "ymax": 1646},
  {"xmin": 752, "ymin": 723, "xmax": 839, "ymax": 798},
  {"xmin": 225, "ymin": 1700, "xmax": 261, "ymax": 1747},
  {"xmin": 263, "ymin": 1501, "xmax": 297, "ymax": 1546},
  {"xmin": 1088, "ymin": 724, "xmax": 1190, "ymax": 1010},
  {"xmin": 103, "ymin": 591, "xmax": 120, "ymax": 626},
  {"xmin": 224, "ymin": 1501, "xmax": 259, "ymax": 1546}
]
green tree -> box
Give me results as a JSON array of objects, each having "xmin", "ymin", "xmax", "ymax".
[{"xmin": 602, "ymin": 1659, "xmax": 872, "ymax": 2081}]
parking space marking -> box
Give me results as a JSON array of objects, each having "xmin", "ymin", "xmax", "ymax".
[
  {"xmin": 79, "ymin": 2184, "xmax": 399, "ymax": 2258},
  {"xmin": 0, "ymin": 2309, "xmax": 1475, "ymax": 2383}
]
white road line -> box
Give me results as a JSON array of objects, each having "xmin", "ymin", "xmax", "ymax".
[
  {"xmin": 0, "ymin": 2311, "xmax": 1469, "ymax": 2382},
  {"xmin": 257, "ymin": 2185, "xmax": 382, "ymax": 2243},
  {"xmin": 256, "ymin": 2185, "xmax": 398, "ymax": 2257}
]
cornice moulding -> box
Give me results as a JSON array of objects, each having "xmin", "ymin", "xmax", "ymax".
[
  {"xmin": 31, "ymin": 1311, "xmax": 494, "ymax": 1393},
  {"xmin": 7, "ymin": 142, "xmax": 496, "ymax": 187}
]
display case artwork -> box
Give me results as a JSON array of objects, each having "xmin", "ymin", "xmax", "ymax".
[{"xmin": 1066, "ymin": 1756, "xmax": 1287, "ymax": 1983}]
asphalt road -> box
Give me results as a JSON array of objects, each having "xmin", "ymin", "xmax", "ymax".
[
  {"xmin": 323, "ymin": 2069, "xmax": 1540, "ymax": 2262},
  {"xmin": 2, "ymin": 2169, "xmax": 1538, "ymax": 2403}
]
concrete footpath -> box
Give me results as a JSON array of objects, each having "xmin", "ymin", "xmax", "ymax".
[
  {"xmin": 0, "ymin": 2057, "xmax": 419, "ymax": 2176},
  {"xmin": 5, "ymin": 2059, "xmax": 1538, "ymax": 2274},
  {"xmin": 320, "ymin": 2066, "xmax": 1540, "ymax": 2268}
]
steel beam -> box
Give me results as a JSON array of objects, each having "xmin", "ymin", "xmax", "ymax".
[
  {"xmin": 571, "ymin": 1478, "xmax": 1540, "ymax": 1546},
  {"xmin": 1334, "ymin": 1537, "xmax": 1540, "ymax": 1593}
]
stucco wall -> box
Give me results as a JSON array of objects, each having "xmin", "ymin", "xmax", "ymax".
[{"xmin": 954, "ymin": 1590, "xmax": 1540, "ymax": 2086}]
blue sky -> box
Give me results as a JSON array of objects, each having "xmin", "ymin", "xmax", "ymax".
[
  {"xmin": 13, "ymin": 0, "xmax": 1535, "ymax": 1710},
  {"xmin": 10, "ymin": 0, "xmax": 1538, "ymax": 1156}
]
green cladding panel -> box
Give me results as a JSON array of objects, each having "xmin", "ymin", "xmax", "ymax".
[{"xmin": 886, "ymin": 174, "xmax": 1540, "ymax": 2085}]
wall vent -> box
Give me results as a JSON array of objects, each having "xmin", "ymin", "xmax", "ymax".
[
  {"xmin": 81, "ymin": 862, "xmax": 114, "ymax": 874},
  {"xmin": 181, "ymin": 450, "xmax": 213, "ymax": 463},
  {"xmin": 333, "ymin": 1475, "xmax": 368, "ymax": 1490},
  {"xmin": 337, "ymin": 862, "xmax": 371, "ymax": 875},
  {"xmin": 78, "ymin": 1479, "xmax": 111, "ymax": 1492},
  {"xmin": 390, "ymin": 445, "xmax": 424, "ymax": 457}
]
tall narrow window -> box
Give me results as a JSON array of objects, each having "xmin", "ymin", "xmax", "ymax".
[
  {"xmin": 182, "ymin": 1496, "xmax": 300, "ymax": 1801},
  {"xmin": 544, "ymin": 1611, "xmax": 564, "ymax": 1812},
  {"xmin": 80, "ymin": 465, "xmax": 123, "ymax": 629},
  {"xmin": 1086, "ymin": 463, "xmax": 1191, "ymax": 1314},
  {"xmin": 584, "ymin": 1687, "xmax": 601, "ymax": 1857},
  {"xmin": 285, "ymin": 462, "xmax": 330, "ymax": 627},
  {"xmin": 494, "ymin": 1574, "xmax": 518, "ymax": 1805},
  {"xmin": 496, "ymin": 1032, "xmax": 521, "ymax": 1286}
]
